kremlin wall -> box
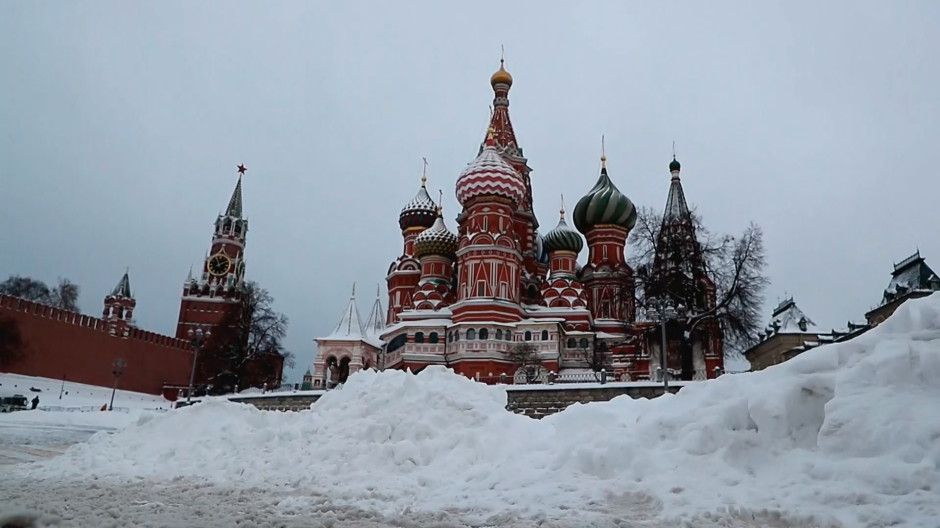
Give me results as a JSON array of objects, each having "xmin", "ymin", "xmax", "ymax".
[{"xmin": 0, "ymin": 292, "xmax": 193, "ymax": 398}]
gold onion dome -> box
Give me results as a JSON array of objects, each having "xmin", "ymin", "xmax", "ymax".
[
  {"xmin": 414, "ymin": 209, "xmax": 458, "ymax": 259},
  {"xmin": 490, "ymin": 59, "xmax": 513, "ymax": 87}
]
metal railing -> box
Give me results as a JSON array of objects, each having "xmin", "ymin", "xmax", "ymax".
[{"xmin": 474, "ymin": 368, "xmax": 748, "ymax": 386}]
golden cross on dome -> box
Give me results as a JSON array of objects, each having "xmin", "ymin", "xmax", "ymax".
[
  {"xmin": 421, "ymin": 157, "xmax": 428, "ymax": 186},
  {"xmin": 600, "ymin": 135, "xmax": 607, "ymax": 169},
  {"xmin": 560, "ymin": 194, "xmax": 566, "ymax": 219},
  {"xmin": 437, "ymin": 189, "xmax": 444, "ymax": 214}
]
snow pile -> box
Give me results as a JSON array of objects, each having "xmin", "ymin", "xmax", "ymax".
[{"xmin": 13, "ymin": 296, "xmax": 940, "ymax": 527}]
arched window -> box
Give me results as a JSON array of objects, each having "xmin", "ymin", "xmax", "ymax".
[
  {"xmin": 579, "ymin": 338, "xmax": 589, "ymax": 349},
  {"xmin": 479, "ymin": 328, "xmax": 489, "ymax": 340},
  {"xmin": 429, "ymin": 332, "xmax": 439, "ymax": 344},
  {"xmin": 496, "ymin": 329, "xmax": 503, "ymax": 340},
  {"xmin": 414, "ymin": 332, "xmax": 425, "ymax": 344},
  {"xmin": 467, "ymin": 328, "xmax": 476, "ymax": 340},
  {"xmin": 541, "ymin": 330, "xmax": 549, "ymax": 341},
  {"xmin": 388, "ymin": 334, "xmax": 407, "ymax": 353},
  {"xmin": 506, "ymin": 331, "xmax": 513, "ymax": 341},
  {"xmin": 524, "ymin": 331, "xmax": 532, "ymax": 341},
  {"xmin": 567, "ymin": 338, "xmax": 576, "ymax": 349}
]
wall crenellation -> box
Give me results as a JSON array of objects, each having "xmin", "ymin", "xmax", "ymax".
[{"xmin": 0, "ymin": 294, "xmax": 192, "ymax": 352}]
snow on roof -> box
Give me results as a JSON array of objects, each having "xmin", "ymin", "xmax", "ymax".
[
  {"xmin": 323, "ymin": 286, "xmax": 367, "ymax": 342},
  {"xmin": 663, "ymin": 172, "xmax": 691, "ymax": 221},
  {"xmin": 364, "ymin": 286, "xmax": 385, "ymax": 339},
  {"xmin": 110, "ymin": 271, "xmax": 133, "ymax": 298},
  {"xmin": 382, "ymin": 318, "xmax": 455, "ymax": 337},
  {"xmin": 767, "ymin": 297, "xmax": 820, "ymax": 335},
  {"xmin": 883, "ymin": 251, "xmax": 939, "ymax": 304}
]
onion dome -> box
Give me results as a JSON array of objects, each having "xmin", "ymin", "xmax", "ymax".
[
  {"xmin": 490, "ymin": 59, "xmax": 513, "ymax": 87},
  {"xmin": 573, "ymin": 151, "xmax": 637, "ymax": 234},
  {"xmin": 455, "ymin": 127, "xmax": 526, "ymax": 207},
  {"xmin": 399, "ymin": 172, "xmax": 438, "ymax": 231},
  {"xmin": 535, "ymin": 232, "xmax": 550, "ymax": 264},
  {"xmin": 669, "ymin": 155, "xmax": 681, "ymax": 173},
  {"xmin": 544, "ymin": 201, "xmax": 584, "ymax": 254},
  {"xmin": 414, "ymin": 209, "xmax": 458, "ymax": 259}
]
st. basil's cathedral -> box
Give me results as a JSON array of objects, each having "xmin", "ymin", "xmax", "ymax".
[{"xmin": 314, "ymin": 60, "xmax": 723, "ymax": 388}]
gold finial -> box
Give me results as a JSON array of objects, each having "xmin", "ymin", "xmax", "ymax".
[
  {"xmin": 501, "ymin": 44, "xmax": 505, "ymax": 63},
  {"xmin": 376, "ymin": 283, "xmax": 380, "ymax": 298},
  {"xmin": 486, "ymin": 125, "xmax": 496, "ymax": 143},
  {"xmin": 672, "ymin": 140, "xmax": 676, "ymax": 158},
  {"xmin": 421, "ymin": 157, "xmax": 428, "ymax": 186},
  {"xmin": 601, "ymin": 135, "xmax": 607, "ymax": 169},
  {"xmin": 560, "ymin": 194, "xmax": 566, "ymax": 219}
]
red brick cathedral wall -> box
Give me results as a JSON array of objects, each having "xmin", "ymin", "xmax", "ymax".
[{"xmin": 1, "ymin": 295, "xmax": 193, "ymax": 395}]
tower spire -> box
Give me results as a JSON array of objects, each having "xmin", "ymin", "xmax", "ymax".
[{"xmin": 226, "ymin": 165, "xmax": 245, "ymax": 218}]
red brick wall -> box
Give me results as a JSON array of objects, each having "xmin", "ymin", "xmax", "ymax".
[{"xmin": 1, "ymin": 295, "xmax": 193, "ymax": 395}]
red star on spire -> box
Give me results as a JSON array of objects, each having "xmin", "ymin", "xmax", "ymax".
[{"xmin": 237, "ymin": 164, "xmax": 247, "ymax": 175}]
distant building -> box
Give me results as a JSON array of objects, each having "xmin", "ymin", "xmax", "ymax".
[
  {"xmin": 865, "ymin": 251, "xmax": 940, "ymax": 326},
  {"xmin": 744, "ymin": 298, "xmax": 869, "ymax": 371},
  {"xmin": 745, "ymin": 250, "xmax": 938, "ymax": 371},
  {"xmin": 313, "ymin": 285, "xmax": 384, "ymax": 389}
]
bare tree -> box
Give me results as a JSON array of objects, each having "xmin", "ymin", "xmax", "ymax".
[
  {"xmin": 50, "ymin": 278, "xmax": 80, "ymax": 312},
  {"xmin": 0, "ymin": 276, "xmax": 81, "ymax": 311},
  {"xmin": 506, "ymin": 342, "xmax": 542, "ymax": 383},
  {"xmin": 585, "ymin": 340, "xmax": 612, "ymax": 379},
  {"xmin": 0, "ymin": 315, "xmax": 26, "ymax": 367},
  {"xmin": 202, "ymin": 281, "xmax": 289, "ymax": 392},
  {"xmin": 628, "ymin": 206, "xmax": 768, "ymax": 358}
]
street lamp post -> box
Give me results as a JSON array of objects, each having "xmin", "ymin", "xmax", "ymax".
[
  {"xmin": 647, "ymin": 298, "xmax": 683, "ymax": 392},
  {"xmin": 109, "ymin": 358, "xmax": 126, "ymax": 411},
  {"xmin": 187, "ymin": 325, "xmax": 212, "ymax": 403}
]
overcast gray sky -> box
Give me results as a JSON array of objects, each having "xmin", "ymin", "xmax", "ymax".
[{"xmin": 2, "ymin": 1, "xmax": 938, "ymax": 381}]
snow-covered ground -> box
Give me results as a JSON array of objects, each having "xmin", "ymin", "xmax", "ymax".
[
  {"xmin": 3, "ymin": 296, "xmax": 940, "ymax": 527},
  {"xmin": 0, "ymin": 373, "xmax": 172, "ymax": 466}
]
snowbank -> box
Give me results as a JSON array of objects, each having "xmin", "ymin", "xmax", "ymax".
[{"xmin": 12, "ymin": 296, "xmax": 940, "ymax": 527}]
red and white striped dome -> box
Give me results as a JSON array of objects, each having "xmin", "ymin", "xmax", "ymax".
[{"xmin": 455, "ymin": 130, "xmax": 526, "ymax": 207}]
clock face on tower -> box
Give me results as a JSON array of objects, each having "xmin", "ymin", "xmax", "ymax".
[{"xmin": 208, "ymin": 253, "xmax": 231, "ymax": 276}]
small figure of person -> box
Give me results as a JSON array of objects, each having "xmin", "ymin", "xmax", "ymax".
[{"xmin": 31, "ymin": 395, "xmax": 39, "ymax": 410}]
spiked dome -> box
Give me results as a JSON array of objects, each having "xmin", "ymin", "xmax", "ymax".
[
  {"xmin": 456, "ymin": 127, "xmax": 526, "ymax": 207},
  {"xmin": 414, "ymin": 208, "xmax": 459, "ymax": 259},
  {"xmin": 543, "ymin": 200, "xmax": 584, "ymax": 254},
  {"xmin": 399, "ymin": 164, "xmax": 438, "ymax": 230},
  {"xmin": 573, "ymin": 150, "xmax": 637, "ymax": 234}
]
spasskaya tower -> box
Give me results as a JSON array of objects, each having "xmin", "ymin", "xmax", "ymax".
[{"xmin": 175, "ymin": 165, "xmax": 248, "ymax": 338}]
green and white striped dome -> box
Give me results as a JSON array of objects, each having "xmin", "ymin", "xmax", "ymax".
[
  {"xmin": 573, "ymin": 160, "xmax": 637, "ymax": 234},
  {"xmin": 543, "ymin": 210, "xmax": 584, "ymax": 254}
]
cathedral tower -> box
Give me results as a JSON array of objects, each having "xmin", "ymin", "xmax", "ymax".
[
  {"xmin": 573, "ymin": 147, "xmax": 638, "ymax": 331},
  {"xmin": 175, "ymin": 165, "xmax": 248, "ymax": 339},
  {"xmin": 411, "ymin": 205, "xmax": 459, "ymax": 311},
  {"xmin": 386, "ymin": 165, "xmax": 438, "ymax": 324},
  {"xmin": 647, "ymin": 156, "xmax": 722, "ymax": 379},
  {"xmin": 452, "ymin": 126, "xmax": 528, "ymax": 323},
  {"xmin": 483, "ymin": 59, "xmax": 542, "ymax": 304},
  {"xmin": 540, "ymin": 199, "xmax": 589, "ymax": 311}
]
